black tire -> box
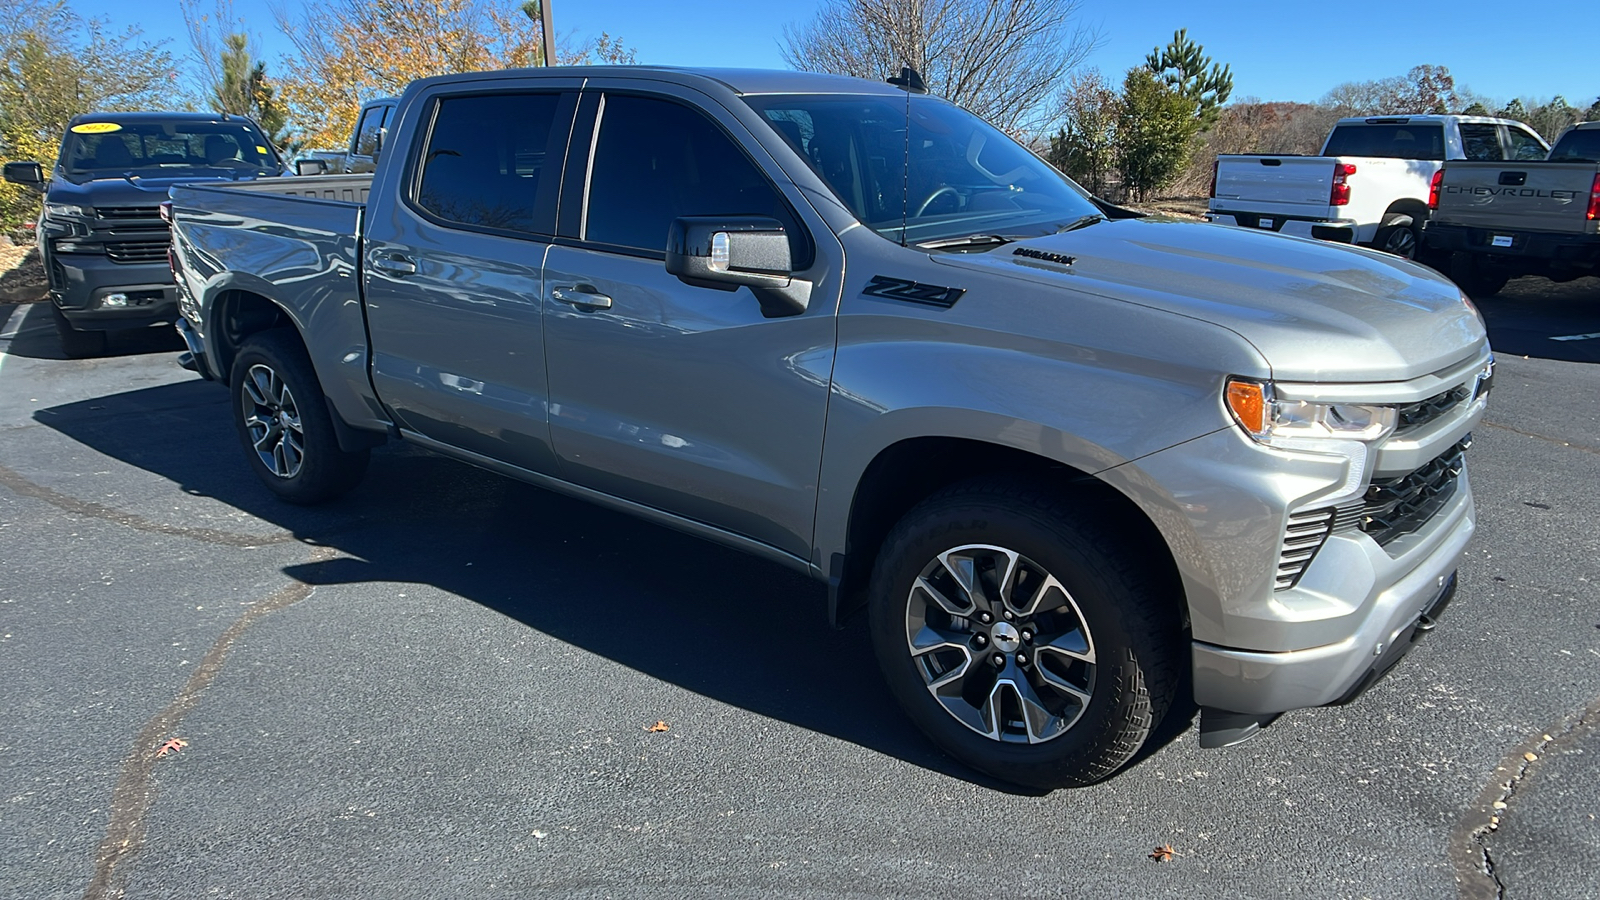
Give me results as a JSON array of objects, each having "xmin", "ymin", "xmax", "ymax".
[
  {"xmin": 1373, "ymin": 219, "xmax": 1421, "ymax": 260},
  {"xmin": 1449, "ymin": 252, "xmax": 1510, "ymax": 298},
  {"xmin": 867, "ymin": 477, "xmax": 1182, "ymax": 789},
  {"xmin": 230, "ymin": 328, "xmax": 368, "ymax": 504},
  {"xmin": 50, "ymin": 304, "xmax": 107, "ymax": 358}
]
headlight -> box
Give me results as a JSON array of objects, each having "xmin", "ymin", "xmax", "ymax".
[
  {"xmin": 1225, "ymin": 378, "xmax": 1397, "ymax": 447},
  {"xmin": 43, "ymin": 202, "xmax": 91, "ymax": 219}
]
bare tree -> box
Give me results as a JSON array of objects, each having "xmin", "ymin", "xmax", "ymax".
[{"xmin": 781, "ymin": 0, "xmax": 1100, "ymax": 133}]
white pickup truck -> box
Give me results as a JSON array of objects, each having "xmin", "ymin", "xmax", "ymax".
[{"xmin": 1207, "ymin": 115, "xmax": 1549, "ymax": 259}]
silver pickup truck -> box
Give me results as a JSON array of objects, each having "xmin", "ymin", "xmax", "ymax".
[
  {"xmin": 167, "ymin": 67, "xmax": 1490, "ymax": 788},
  {"xmin": 1425, "ymin": 121, "xmax": 1600, "ymax": 296}
]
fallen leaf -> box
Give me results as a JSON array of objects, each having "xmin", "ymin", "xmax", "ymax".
[
  {"xmin": 645, "ymin": 721, "xmax": 669, "ymax": 733},
  {"xmin": 156, "ymin": 737, "xmax": 188, "ymax": 757},
  {"xmin": 1149, "ymin": 844, "xmax": 1175, "ymax": 863}
]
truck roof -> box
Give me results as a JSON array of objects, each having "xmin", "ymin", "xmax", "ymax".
[
  {"xmin": 1332, "ymin": 115, "xmax": 1527, "ymax": 127},
  {"xmin": 69, "ymin": 111, "xmax": 259, "ymax": 125},
  {"xmin": 404, "ymin": 66, "xmax": 906, "ymax": 98}
]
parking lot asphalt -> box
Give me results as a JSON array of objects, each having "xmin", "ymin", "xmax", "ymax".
[{"xmin": 2, "ymin": 276, "xmax": 1598, "ymax": 899}]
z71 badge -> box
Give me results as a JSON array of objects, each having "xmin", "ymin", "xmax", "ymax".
[{"xmin": 861, "ymin": 275, "xmax": 965, "ymax": 308}]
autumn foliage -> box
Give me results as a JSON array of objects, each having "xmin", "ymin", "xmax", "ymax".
[{"xmin": 273, "ymin": 0, "xmax": 633, "ymax": 150}]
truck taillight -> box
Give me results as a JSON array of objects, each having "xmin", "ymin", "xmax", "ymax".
[
  {"xmin": 1330, "ymin": 163, "xmax": 1356, "ymax": 207},
  {"xmin": 1428, "ymin": 170, "xmax": 1444, "ymax": 210},
  {"xmin": 1208, "ymin": 159, "xmax": 1219, "ymax": 199},
  {"xmin": 1589, "ymin": 173, "xmax": 1600, "ymax": 221}
]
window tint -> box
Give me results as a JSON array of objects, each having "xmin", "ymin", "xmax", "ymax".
[
  {"xmin": 416, "ymin": 93, "xmax": 563, "ymax": 235},
  {"xmin": 1549, "ymin": 129, "xmax": 1600, "ymax": 163},
  {"xmin": 584, "ymin": 94, "xmax": 807, "ymax": 263},
  {"xmin": 1458, "ymin": 124, "xmax": 1503, "ymax": 161},
  {"xmin": 1322, "ymin": 124, "xmax": 1446, "ymax": 160},
  {"xmin": 354, "ymin": 106, "xmax": 385, "ymax": 157},
  {"xmin": 1505, "ymin": 126, "xmax": 1548, "ymax": 161}
]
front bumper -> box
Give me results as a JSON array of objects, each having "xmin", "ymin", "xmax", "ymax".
[
  {"xmin": 49, "ymin": 252, "xmax": 177, "ymax": 331},
  {"xmin": 1190, "ymin": 479, "xmax": 1473, "ymax": 715}
]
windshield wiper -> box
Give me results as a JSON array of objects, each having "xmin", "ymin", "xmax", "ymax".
[
  {"xmin": 1053, "ymin": 214, "xmax": 1106, "ymax": 234},
  {"xmin": 915, "ymin": 233, "xmax": 1018, "ymax": 251}
]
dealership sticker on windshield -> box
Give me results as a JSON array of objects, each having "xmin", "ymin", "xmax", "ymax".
[
  {"xmin": 1491, "ymin": 235, "xmax": 1513, "ymax": 247},
  {"xmin": 70, "ymin": 122, "xmax": 122, "ymax": 134},
  {"xmin": 256, "ymin": 146, "xmax": 269, "ymax": 155}
]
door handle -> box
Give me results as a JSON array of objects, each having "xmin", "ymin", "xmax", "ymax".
[
  {"xmin": 551, "ymin": 285, "xmax": 613, "ymax": 310},
  {"xmin": 371, "ymin": 253, "xmax": 417, "ymax": 276}
]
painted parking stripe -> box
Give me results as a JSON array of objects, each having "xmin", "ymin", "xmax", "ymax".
[
  {"xmin": 0, "ymin": 303, "xmax": 29, "ymax": 376},
  {"xmin": 1550, "ymin": 332, "xmax": 1600, "ymax": 342}
]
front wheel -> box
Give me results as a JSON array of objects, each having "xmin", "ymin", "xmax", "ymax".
[
  {"xmin": 230, "ymin": 329, "xmax": 369, "ymax": 504},
  {"xmin": 50, "ymin": 304, "xmax": 107, "ymax": 358},
  {"xmin": 868, "ymin": 478, "xmax": 1182, "ymax": 789}
]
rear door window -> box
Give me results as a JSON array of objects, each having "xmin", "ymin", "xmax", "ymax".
[
  {"xmin": 353, "ymin": 106, "xmax": 385, "ymax": 157},
  {"xmin": 1458, "ymin": 124, "xmax": 1503, "ymax": 161},
  {"xmin": 581, "ymin": 93, "xmax": 809, "ymax": 264},
  {"xmin": 1549, "ymin": 129, "xmax": 1600, "ymax": 163},
  {"xmin": 414, "ymin": 92, "xmax": 566, "ymax": 236},
  {"xmin": 1323, "ymin": 124, "xmax": 1446, "ymax": 160},
  {"xmin": 1503, "ymin": 126, "xmax": 1548, "ymax": 161}
]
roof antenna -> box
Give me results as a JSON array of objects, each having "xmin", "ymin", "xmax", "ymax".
[{"xmin": 888, "ymin": 66, "xmax": 926, "ymax": 248}]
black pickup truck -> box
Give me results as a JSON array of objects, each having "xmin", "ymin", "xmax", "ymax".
[
  {"xmin": 1425, "ymin": 121, "xmax": 1600, "ymax": 295},
  {"xmin": 2, "ymin": 111, "xmax": 280, "ymax": 356}
]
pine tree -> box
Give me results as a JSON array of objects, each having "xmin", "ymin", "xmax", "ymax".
[{"xmin": 1144, "ymin": 28, "xmax": 1233, "ymax": 130}]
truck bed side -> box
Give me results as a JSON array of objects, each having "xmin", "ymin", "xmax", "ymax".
[{"xmin": 169, "ymin": 176, "xmax": 388, "ymax": 435}]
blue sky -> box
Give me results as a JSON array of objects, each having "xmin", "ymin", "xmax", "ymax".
[{"xmin": 76, "ymin": 0, "xmax": 1596, "ymax": 108}]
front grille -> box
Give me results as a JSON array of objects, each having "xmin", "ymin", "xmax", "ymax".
[
  {"xmin": 97, "ymin": 206, "xmax": 161, "ymax": 220},
  {"xmin": 1360, "ymin": 436, "xmax": 1470, "ymax": 547},
  {"xmin": 1394, "ymin": 385, "xmax": 1470, "ymax": 433},
  {"xmin": 105, "ymin": 240, "xmax": 170, "ymax": 263}
]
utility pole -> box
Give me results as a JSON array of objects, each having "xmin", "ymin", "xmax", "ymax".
[{"xmin": 540, "ymin": 0, "xmax": 555, "ymax": 67}]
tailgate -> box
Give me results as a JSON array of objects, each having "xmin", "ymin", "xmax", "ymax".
[
  {"xmin": 1435, "ymin": 161, "xmax": 1598, "ymax": 235},
  {"xmin": 1211, "ymin": 156, "xmax": 1336, "ymax": 215}
]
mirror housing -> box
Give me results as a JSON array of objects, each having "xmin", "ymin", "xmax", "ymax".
[
  {"xmin": 3, "ymin": 161, "xmax": 44, "ymax": 187},
  {"xmin": 295, "ymin": 158, "xmax": 328, "ymax": 177},
  {"xmin": 666, "ymin": 216, "xmax": 810, "ymax": 317}
]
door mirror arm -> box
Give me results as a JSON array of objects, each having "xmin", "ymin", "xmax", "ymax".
[{"xmin": 666, "ymin": 216, "xmax": 810, "ymax": 318}]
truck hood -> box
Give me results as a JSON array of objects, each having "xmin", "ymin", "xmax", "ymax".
[
  {"xmin": 49, "ymin": 173, "xmax": 256, "ymax": 208},
  {"xmin": 930, "ymin": 218, "xmax": 1488, "ymax": 383}
]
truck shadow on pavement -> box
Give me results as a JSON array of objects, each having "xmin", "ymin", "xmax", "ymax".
[
  {"xmin": 31, "ymin": 367, "xmax": 1201, "ymax": 792},
  {"xmin": 2, "ymin": 300, "xmax": 185, "ymax": 360},
  {"xmin": 1475, "ymin": 277, "xmax": 1600, "ymax": 364}
]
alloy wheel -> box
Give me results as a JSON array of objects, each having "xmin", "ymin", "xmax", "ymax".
[
  {"xmin": 241, "ymin": 363, "xmax": 305, "ymax": 478},
  {"xmin": 905, "ymin": 544, "xmax": 1096, "ymax": 744}
]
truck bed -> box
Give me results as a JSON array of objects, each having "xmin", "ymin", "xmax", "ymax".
[{"xmin": 207, "ymin": 174, "xmax": 375, "ymax": 204}]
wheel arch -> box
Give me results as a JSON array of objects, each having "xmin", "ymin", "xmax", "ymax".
[{"xmin": 828, "ymin": 435, "xmax": 1187, "ymax": 632}]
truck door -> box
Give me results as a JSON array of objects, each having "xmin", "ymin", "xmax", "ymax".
[
  {"xmin": 541, "ymin": 85, "xmax": 844, "ymax": 560},
  {"xmin": 362, "ymin": 84, "xmax": 579, "ymax": 473}
]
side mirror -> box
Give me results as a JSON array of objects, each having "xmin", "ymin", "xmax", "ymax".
[
  {"xmin": 3, "ymin": 161, "xmax": 44, "ymax": 186},
  {"xmin": 294, "ymin": 158, "xmax": 328, "ymax": 177},
  {"xmin": 666, "ymin": 216, "xmax": 810, "ymax": 317}
]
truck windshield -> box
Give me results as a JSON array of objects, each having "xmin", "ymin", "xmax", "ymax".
[
  {"xmin": 1322, "ymin": 124, "xmax": 1446, "ymax": 161},
  {"xmin": 1549, "ymin": 130, "xmax": 1600, "ymax": 163},
  {"xmin": 745, "ymin": 94, "xmax": 1100, "ymax": 245},
  {"xmin": 61, "ymin": 120, "xmax": 278, "ymax": 179}
]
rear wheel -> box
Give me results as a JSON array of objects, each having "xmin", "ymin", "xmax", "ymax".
[
  {"xmin": 1374, "ymin": 219, "xmax": 1420, "ymax": 259},
  {"xmin": 50, "ymin": 304, "xmax": 107, "ymax": 358},
  {"xmin": 868, "ymin": 477, "xmax": 1181, "ymax": 789},
  {"xmin": 230, "ymin": 329, "xmax": 368, "ymax": 504},
  {"xmin": 1450, "ymin": 252, "xmax": 1510, "ymax": 298}
]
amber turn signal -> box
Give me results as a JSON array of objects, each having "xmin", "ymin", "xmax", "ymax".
[{"xmin": 1225, "ymin": 379, "xmax": 1268, "ymax": 437}]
